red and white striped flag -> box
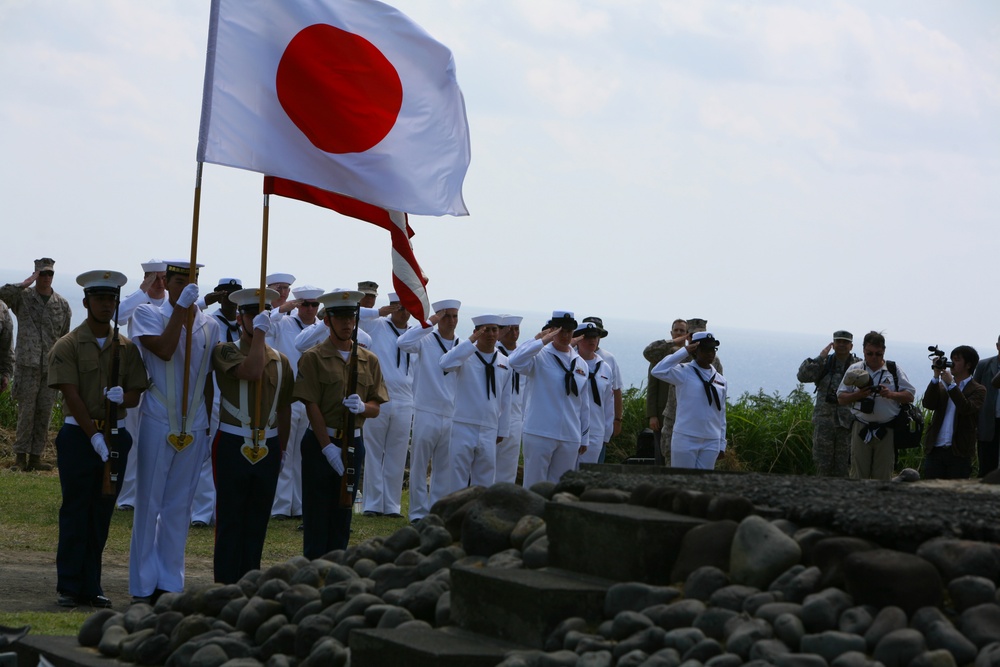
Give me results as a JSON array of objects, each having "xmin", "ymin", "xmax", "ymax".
[{"xmin": 263, "ymin": 176, "xmax": 431, "ymax": 325}]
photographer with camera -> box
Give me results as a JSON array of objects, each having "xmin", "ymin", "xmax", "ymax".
[
  {"xmin": 921, "ymin": 345, "xmax": 985, "ymax": 480},
  {"xmin": 837, "ymin": 331, "xmax": 916, "ymax": 480},
  {"xmin": 797, "ymin": 330, "xmax": 860, "ymax": 477}
]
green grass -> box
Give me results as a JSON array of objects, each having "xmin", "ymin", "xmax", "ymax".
[{"xmin": 0, "ymin": 611, "xmax": 91, "ymax": 635}]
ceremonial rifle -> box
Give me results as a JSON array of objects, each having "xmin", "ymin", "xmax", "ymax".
[
  {"xmin": 339, "ymin": 307, "xmax": 361, "ymax": 508},
  {"xmin": 101, "ymin": 288, "xmax": 123, "ymax": 498}
]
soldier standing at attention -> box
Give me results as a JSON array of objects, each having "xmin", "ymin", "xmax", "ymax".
[
  {"xmin": 294, "ymin": 290, "xmax": 388, "ymax": 558},
  {"xmin": 797, "ymin": 331, "xmax": 860, "ymax": 477},
  {"xmin": 48, "ymin": 270, "xmax": 148, "ymax": 608},
  {"xmin": 211, "ymin": 288, "xmax": 294, "ymax": 583},
  {"xmin": 1, "ymin": 258, "xmax": 72, "ymax": 471}
]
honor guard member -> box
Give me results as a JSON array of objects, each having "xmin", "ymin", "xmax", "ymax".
[
  {"xmin": 797, "ymin": 331, "xmax": 860, "ymax": 477},
  {"xmin": 397, "ymin": 298, "xmax": 462, "ymax": 523},
  {"xmin": 212, "ymin": 288, "xmax": 295, "ymax": 583},
  {"xmin": 128, "ymin": 260, "xmax": 220, "ymax": 602},
  {"xmin": 581, "ymin": 317, "xmax": 624, "ymax": 440},
  {"xmin": 495, "ymin": 315, "xmax": 526, "ymax": 483},
  {"xmin": 361, "ymin": 292, "xmax": 414, "ymax": 517},
  {"xmin": 574, "ymin": 321, "xmax": 615, "ymax": 465},
  {"xmin": 47, "ymin": 270, "xmax": 148, "ymax": 608},
  {"xmin": 1, "ymin": 257, "xmax": 73, "ymax": 471},
  {"xmin": 294, "ymin": 289, "xmax": 388, "ymax": 558},
  {"xmin": 269, "ymin": 284, "xmax": 324, "ymax": 520},
  {"xmin": 191, "ymin": 277, "xmax": 243, "ymax": 528},
  {"xmin": 652, "ymin": 332, "xmax": 728, "ymax": 469},
  {"xmin": 440, "ymin": 314, "xmax": 512, "ymax": 490},
  {"xmin": 508, "ymin": 311, "xmax": 591, "ymax": 487},
  {"xmin": 116, "ymin": 259, "xmax": 168, "ymax": 511},
  {"xmin": 294, "ymin": 302, "xmax": 374, "ymax": 355}
]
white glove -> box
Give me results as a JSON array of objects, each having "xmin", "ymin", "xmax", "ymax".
[
  {"xmin": 322, "ymin": 443, "xmax": 345, "ymax": 475},
  {"xmin": 253, "ymin": 312, "xmax": 271, "ymax": 334},
  {"xmin": 177, "ymin": 283, "xmax": 200, "ymax": 308},
  {"xmin": 91, "ymin": 433, "xmax": 109, "ymax": 462},
  {"xmin": 103, "ymin": 386, "xmax": 124, "ymax": 405},
  {"xmin": 342, "ymin": 394, "xmax": 365, "ymax": 415}
]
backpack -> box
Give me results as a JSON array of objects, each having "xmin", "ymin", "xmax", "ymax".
[{"xmin": 885, "ymin": 361, "xmax": 924, "ymax": 450}]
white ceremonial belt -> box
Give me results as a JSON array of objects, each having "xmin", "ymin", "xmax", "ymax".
[
  {"xmin": 311, "ymin": 426, "xmax": 362, "ymax": 439},
  {"xmin": 218, "ymin": 423, "xmax": 279, "ymax": 439},
  {"xmin": 65, "ymin": 416, "xmax": 126, "ymax": 429}
]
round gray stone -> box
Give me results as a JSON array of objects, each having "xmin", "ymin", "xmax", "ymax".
[{"xmin": 731, "ymin": 516, "xmax": 803, "ymax": 590}]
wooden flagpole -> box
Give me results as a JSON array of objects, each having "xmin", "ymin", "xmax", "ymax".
[
  {"xmin": 179, "ymin": 162, "xmax": 204, "ymax": 445},
  {"xmin": 251, "ymin": 193, "xmax": 270, "ymax": 450}
]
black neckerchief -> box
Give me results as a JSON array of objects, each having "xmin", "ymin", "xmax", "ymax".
[
  {"xmin": 692, "ymin": 363, "xmax": 722, "ymax": 411},
  {"xmin": 434, "ymin": 332, "xmax": 456, "ymax": 375},
  {"xmin": 216, "ymin": 313, "xmax": 239, "ymax": 343},
  {"xmin": 588, "ymin": 359, "xmax": 603, "ymax": 406},
  {"xmin": 387, "ymin": 321, "xmax": 410, "ymax": 373},
  {"xmin": 291, "ymin": 316, "xmax": 305, "ymax": 331},
  {"xmin": 475, "ymin": 350, "xmax": 498, "ymax": 399},
  {"xmin": 552, "ymin": 352, "xmax": 579, "ymax": 397},
  {"xmin": 499, "ymin": 344, "xmax": 520, "ymax": 393}
]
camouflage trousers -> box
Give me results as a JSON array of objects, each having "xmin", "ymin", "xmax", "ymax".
[
  {"xmin": 660, "ymin": 416, "xmax": 675, "ymax": 464},
  {"xmin": 12, "ymin": 363, "xmax": 57, "ymax": 456},
  {"xmin": 812, "ymin": 420, "xmax": 852, "ymax": 477}
]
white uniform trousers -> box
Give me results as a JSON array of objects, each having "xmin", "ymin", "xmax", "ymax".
[
  {"xmin": 670, "ymin": 432, "xmax": 722, "ymax": 470},
  {"xmin": 408, "ymin": 409, "xmax": 453, "ymax": 521},
  {"xmin": 190, "ymin": 395, "xmax": 221, "ymax": 524},
  {"xmin": 361, "ymin": 399, "xmax": 413, "ymax": 515},
  {"xmin": 270, "ymin": 401, "xmax": 308, "ymax": 517},
  {"xmin": 451, "ymin": 421, "xmax": 498, "ymax": 491},
  {"xmin": 577, "ymin": 440, "xmax": 602, "ymax": 466},
  {"xmin": 494, "ymin": 414, "xmax": 523, "ymax": 484},
  {"xmin": 116, "ymin": 405, "xmax": 143, "ymax": 508},
  {"xmin": 521, "ymin": 433, "xmax": 580, "ymax": 488},
  {"xmin": 129, "ymin": 417, "xmax": 209, "ymax": 596}
]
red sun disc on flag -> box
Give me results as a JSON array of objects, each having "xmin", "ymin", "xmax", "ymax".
[{"xmin": 276, "ymin": 24, "xmax": 403, "ymax": 155}]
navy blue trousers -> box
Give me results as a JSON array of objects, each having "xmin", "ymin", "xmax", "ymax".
[
  {"xmin": 212, "ymin": 430, "xmax": 281, "ymax": 584},
  {"xmin": 55, "ymin": 424, "xmax": 132, "ymax": 599},
  {"xmin": 301, "ymin": 428, "xmax": 365, "ymax": 560}
]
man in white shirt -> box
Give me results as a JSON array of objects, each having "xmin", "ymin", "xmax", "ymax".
[
  {"xmin": 396, "ymin": 299, "xmax": 461, "ymax": 523},
  {"xmin": 495, "ymin": 315, "xmax": 526, "ymax": 483}
]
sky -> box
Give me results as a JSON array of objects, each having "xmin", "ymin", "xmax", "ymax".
[{"xmin": 1, "ymin": 1, "xmax": 998, "ymax": 349}]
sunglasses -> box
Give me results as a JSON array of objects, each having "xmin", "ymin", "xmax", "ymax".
[
  {"xmin": 39, "ymin": 270, "xmax": 54, "ymax": 277},
  {"xmin": 300, "ymin": 301, "xmax": 320, "ymax": 308}
]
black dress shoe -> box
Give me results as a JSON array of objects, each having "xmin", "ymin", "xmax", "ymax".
[
  {"xmin": 385, "ymin": 513, "xmax": 404, "ymax": 519},
  {"xmin": 90, "ymin": 595, "xmax": 113, "ymax": 608},
  {"xmin": 362, "ymin": 511, "xmax": 381, "ymax": 517},
  {"xmin": 57, "ymin": 593, "xmax": 79, "ymax": 608}
]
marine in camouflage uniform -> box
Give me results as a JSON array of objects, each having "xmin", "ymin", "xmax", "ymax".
[
  {"xmin": 0, "ymin": 258, "xmax": 72, "ymax": 471},
  {"xmin": 796, "ymin": 330, "xmax": 859, "ymax": 477}
]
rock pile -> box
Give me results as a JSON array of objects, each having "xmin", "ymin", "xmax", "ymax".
[{"xmin": 75, "ymin": 478, "xmax": 1000, "ymax": 667}]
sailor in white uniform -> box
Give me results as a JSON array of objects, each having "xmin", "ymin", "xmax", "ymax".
[
  {"xmin": 360, "ymin": 292, "xmax": 414, "ymax": 517},
  {"xmin": 651, "ymin": 331, "xmax": 728, "ymax": 469},
  {"xmin": 116, "ymin": 259, "xmax": 167, "ymax": 511},
  {"xmin": 573, "ymin": 321, "xmax": 615, "ymax": 466},
  {"xmin": 440, "ymin": 314, "xmax": 512, "ymax": 491},
  {"xmin": 508, "ymin": 311, "xmax": 590, "ymax": 488},
  {"xmin": 495, "ymin": 314, "xmax": 526, "ymax": 484},
  {"xmin": 396, "ymin": 299, "xmax": 461, "ymax": 522},
  {"xmin": 128, "ymin": 260, "xmax": 220, "ymax": 602},
  {"xmin": 268, "ymin": 284, "xmax": 324, "ymax": 520}
]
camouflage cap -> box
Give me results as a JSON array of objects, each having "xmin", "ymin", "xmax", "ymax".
[
  {"xmin": 833, "ymin": 330, "xmax": 853, "ymax": 342},
  {"xmin": 35, "ymin": 258, "xmax": 55, "ymax": 272},
  {"xmin": 686, "ymin": 318, "xmax": 708, "ymax": 333},
  {"xmin": 842, "ymin": 368, "xmax": 871, "ymax": 388}
]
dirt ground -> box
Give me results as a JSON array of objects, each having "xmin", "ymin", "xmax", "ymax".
[{"xmin": 0, "ymin": 549, "xmax": 216, "ymax": 614}]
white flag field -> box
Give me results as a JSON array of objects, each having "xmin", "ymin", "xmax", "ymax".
[{"xmin": 197, "ymin": 0, "xmax": 471, "ymax": 217}]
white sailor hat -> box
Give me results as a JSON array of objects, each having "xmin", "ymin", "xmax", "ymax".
[
  {"xmin": 432, "ymin": 299, "xmax": 461, "ymax": 312},
  {"xmin": 358, "ymin": 280, "xmax": 379, "ymax": 295},
  {"xmin": 292, "ymin": 284, "xmax": 324, "ymax": 300},
  {"xmin": 472, "ymin": 314, "xmax": 503, "ymax": 327},
  {"xmin": 573, "ymin": 321, "xmax": 607, "ymax": 338},
  {"xmin": 141, "ymin": 258, "xmax": 166, "ymax": 273},
  {"xmin": 499, "ymin": 315, "xmax": 523, "ymax": 327},
  {"xmin": 229, "ymin": 288, "xmax": 279, "ymax": 311},
  {"xmin": 265, "ymin": 272, "xmax": 296, "ymax": 286},
  {"xmin": 691, "ymin": 331, "xmax": 720, "ymax": 348},
  {"xmin": 164, "ymin": 259, "xmax": 204, "ymax": 274},
  {"xmin": 319, "ymin": 289, "xmax": 364, "ymax": 313},
  {"xmin": 548, "ymin": 310, "xmax": 577, "ymax": 329},
  {"xmin": 77, "ymin": 270, "xmax": 128, "ymax": 294},
  {"xmin": 388, "ymin": 292, "xmax": 400, "ymax": 303},
  {"xmin": 214, "ymin": 277, "xmax": 242, "ymax": 291}
]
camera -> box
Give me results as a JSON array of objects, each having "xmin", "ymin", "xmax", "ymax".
[{"xmin": 928, "ymin": 345, "xmax": 953, "ymax": 370}]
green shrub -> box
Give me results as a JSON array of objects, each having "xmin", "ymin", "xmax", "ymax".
[{"xmin": 724, "ymin": 387, "xmax": 816, "ymax": 475}]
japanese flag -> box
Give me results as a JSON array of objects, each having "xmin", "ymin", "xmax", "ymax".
[{"xmin": 197, "ymin": 0, "xmax": 471, "ymax": 216}]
